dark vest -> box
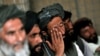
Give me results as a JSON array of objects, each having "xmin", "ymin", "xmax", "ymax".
[{"xmin": 65, "ymin": 43, "xmax": 78, "ymax": 56}]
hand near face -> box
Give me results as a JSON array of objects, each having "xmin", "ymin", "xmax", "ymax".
[{"xmin": 46, "ymin": 28, "xmax": 64, "ymax": 56}]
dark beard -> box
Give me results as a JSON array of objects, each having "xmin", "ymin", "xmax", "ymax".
[
  {"xmin": 64, "ymin": 31, "xmax": 73, "ymax": 51},
  {"xmin": 81, "ymin": 33, "xmax": 98, "ymax": 44},
  {"xmin": 29, "ymin": 43, "xmax": 44, "ymax": 56},
  {"xmin": 65, "ymin": 29, "xmax": 77, "ymax": 42}
]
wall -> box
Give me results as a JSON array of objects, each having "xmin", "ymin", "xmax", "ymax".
[
  {"xmin": 0, "ymin": 0, "xmax": 30, "ymax": 11},
  {"xmin": 0, "ymin": 0, "xmax": 100, "ymax": 34},
  {"xmin": 30, "ymin": 0, "xmax": 100, "ymax": 34}
]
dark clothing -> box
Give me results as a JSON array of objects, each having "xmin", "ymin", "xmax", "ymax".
[
  {"xmin": 76, "ymin": 37, "xmax": 84, "ymax": 54},
  {"xmin": 65, "ymin": 43, "xmax": 78, "ymax": 56},
  {"xmin": 29, "ymin": 43, "xmax": 54, "ymax": 56}
]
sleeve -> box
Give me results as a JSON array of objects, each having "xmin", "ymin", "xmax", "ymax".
[{"xmin": 87, "ymin": 43, "xmax": 100, "ymax": 53}]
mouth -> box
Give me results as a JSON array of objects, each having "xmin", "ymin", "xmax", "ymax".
[
  {"xmin": 33, "ymin": 43, "xmax": 42, "ymax": 52},
  {"xmin": 35, "ymin": 46, "xmax": 42, "ymax": 52},
  {"xmin": 13, "ymin": 42, "xmax": 23, "ymax": 47},
  {"xmin": 13, "ymin": 43, "xmax": 23, "ymax": 51}
]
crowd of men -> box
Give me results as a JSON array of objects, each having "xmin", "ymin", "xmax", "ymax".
[{"xmin": 0, "ymin": 3, "xmax": 100, "ymax": 56}]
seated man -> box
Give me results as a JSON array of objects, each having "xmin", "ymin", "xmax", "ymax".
[
  {"xmin": 25, "ymin": 11, "xmax": 55, "ymax": 56},
  {"xmin": 25, "ymin": 11, "xmax": 43, "ymax": 56},
  {"xmin": 0, "ymin": 5, "xmax": 29, "ymax": 56},
  {"xmin": 38, "ymin": 3, "xmax": 83, "ymax": 56},
  {"xmin": 64, "ymin": 11, "xmax": 94, "ymax": 56},
  {"xmin": 73, "ymin": 17, "xmax": 100, "ymax": 56}
]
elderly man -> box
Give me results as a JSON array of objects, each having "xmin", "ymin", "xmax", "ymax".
[{"xmin": 0, "ymin": 5, "xmax": 29, "ymax": 56}]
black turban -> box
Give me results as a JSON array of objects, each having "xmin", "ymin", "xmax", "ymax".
[{"xmin": 25, "ymin": 11, "xmax": 39, "ymax": 34}]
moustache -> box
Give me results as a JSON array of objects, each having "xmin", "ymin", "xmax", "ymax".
[
  {"xmin": 13, "ymin": 39, "xmax": 27, "ymax": 47},
  {"xmin": 66, "ymin": 29, "xmax": 73, "ymax": 35},
  {"xmin": 13, "ymin": 41, "xmax": 25, "ymax": 47},
  {"xmin": 33, "ymin": 43, "xmax": 42, "ymax": 50}
]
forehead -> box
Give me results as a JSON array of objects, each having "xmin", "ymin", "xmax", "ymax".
[
  {"xmin": 81, "ymin": 25, "xmax": 93, "ymax": 31},
  {"xmin": 2, "ymin": 18, "xmax": 23, "ymax": 31},
  {"xmin": 47, "ymin": 16, "xmax": 63, "ymax": 29},
  {"xmin": 28, "ymin": 25, "xmax": 40, "ymax": 35}
]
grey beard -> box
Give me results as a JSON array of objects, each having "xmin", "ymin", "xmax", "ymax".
[{"xmin": 0, "ymin": 39, "xmax": 30, "ymax": 56}]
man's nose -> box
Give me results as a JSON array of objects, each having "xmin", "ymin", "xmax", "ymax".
[
  {"xmin": 68, "ymin": 22, "xmax": 73, "ymax": 30},
  {"xmin": 37, "ymin": 35, "xmax": 43, "ymax": 43},
  {"xmin": 16, "ymin": 33, "xmax": 24, "ymax": 42},
  {"xmin": 90, "ymin": 28, "xmax": 95, "ymax": 35}
]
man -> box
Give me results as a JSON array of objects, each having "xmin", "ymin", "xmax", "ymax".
[
  {"xmin": 38, "ymin": 3, "xmax": 83, "ymax": 56},
  {"xmin": 73, "ymin": 17, "xmax": 100, "ymax": 56},
  {"xmin": 63, "ymin": 11, "xmax": 73, "ymax": 35},
  {"xmin": 25, "ymin": 11, "xmax": 43, "ymax": 56},
  {"xmin": 25, "ymin": 11, "xmax": 55, "ymax": 56},
  {"xmin": 63, "ymin": 10, "xmax": 95, "ymax": 56},
  {"xmin": 62, "ymin": 11, "xmax": 85, "ymax": 56},
  {"xmin": 63, "ymin": 11, "xmax": 78, "ymax": 42},
  {"xmin": 0, "ymin": 5, "xmax": 29, "ymax": 56}
]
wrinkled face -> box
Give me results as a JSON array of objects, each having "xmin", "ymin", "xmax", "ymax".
[
  {"xmin": 0, "ymin": 18, "xmax": 26, "ymax": 50},
  {"xmin": 63, "ymin": 18, "xmax": 73, "ymax": 35},
  {"xmin": 80, "ymin": 25, "xmax": 98, "ymax": 43},
  {"xmin": 47, "ymin": 16, "xmax": 65, "ymax": 37},
  {"xmin": 27, "ymin": 24, "xmax": 42, "ymax": 52}
]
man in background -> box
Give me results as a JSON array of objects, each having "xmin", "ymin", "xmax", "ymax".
[{"xmin": 73, "ymin": 17, "xmax": 100, "ymax": 56}]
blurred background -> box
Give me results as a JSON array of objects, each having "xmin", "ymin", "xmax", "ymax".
[{"xmin": 0, "ymin": 0, "xmax": 100, "ymax": 34}]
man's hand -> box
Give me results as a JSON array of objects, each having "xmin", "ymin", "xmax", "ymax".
[{"xmin": 46, "ymin": 28, "xmax": 64, "ymax": 56}]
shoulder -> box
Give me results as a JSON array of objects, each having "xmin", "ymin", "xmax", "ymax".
[{"xmin": 0, "ymin": 50, "xmax": 4, "ymax": 56}]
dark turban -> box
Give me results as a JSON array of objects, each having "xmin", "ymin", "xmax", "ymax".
[{"xmin": 38, "ymin": 3, "xmax": 64, "ymax": 30}]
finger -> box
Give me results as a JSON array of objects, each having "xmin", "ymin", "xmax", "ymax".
[
  {"xmin": 57, "ymin": 26, "xmax": 64, "ymax": 35},
  {"xmin": 55, "ymin": 28, "xmax": 60, "ymax": 40},
  {"xmin": 51, "ymin": 29, "xmax": 57, "ymax": 44},
  {"xmin": 56, "ymin": 28, "xmax": 63, "ymax": 42},
  {"xmin": 53, "ymin": 28, "xmax": 58, "ymax": 43},
  {"xmin": 59, "ymin": 31, "xmax": 63, "ymax": 41},
  {"xmin": 46, "ymin": 41, "xmax": 53, "ymax": 50}
]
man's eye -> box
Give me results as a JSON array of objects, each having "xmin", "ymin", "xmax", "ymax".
[
  {"xmin": 30, "ymin": 33, "xmax": 37, "ymax": 38},
  {"xmin": 20, "ymin": 27, "xmax": 24, "ymax": 31},
  {"xmin": 7, "ymin": 31, "xmax": 14, "ymax": 35}
]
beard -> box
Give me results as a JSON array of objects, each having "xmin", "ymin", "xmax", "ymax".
[
  {"xmin": 29, "ymin": 43, "xmax": 44, "ymax": 56},
  {"xmin": 66, "ymin": 29, "xmax": 73, "ymax": 36},
  {"xmin": 65, "ymin": 29, "xmax": 77, "ymax": 42},
  {"xmin": 64, "ymin": 30, "xmax": 74, "ymax": 51},
  {"xmin": 0, "ymin": 39, "xmax": 30, "ymax": 56},
  {"xmin": 81, "ymin": 33, "xmax": 98, "ymax": 44}
]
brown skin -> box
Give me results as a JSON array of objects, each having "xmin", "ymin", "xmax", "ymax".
[
  {"xmin": 27, "ymin": 24, "xmax": 43, "ymax": 52},
  {"xmin": 46, "ymin": 16, "xmax": 65, "ymax": 56},
  {"xmin": 80, "ymin": 25, "xmax": 96, "ymax": 41},
  {"xmin": 0, "ymin": 18, "xmax": 26, "ymax": 51},
  {"xmin": 80, "ymin": 25, "xmax": 100, "ymax": 52},
  {"xmin": 63, "ymin": 18, "xmax": 73, "ymax": 34}
]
